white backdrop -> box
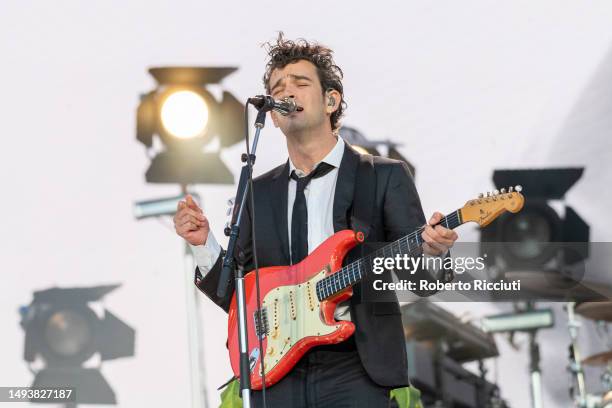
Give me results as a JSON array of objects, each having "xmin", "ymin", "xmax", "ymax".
[{"xmin": 1, "ymin": 1, "xmax": 612, "ymax": 407}]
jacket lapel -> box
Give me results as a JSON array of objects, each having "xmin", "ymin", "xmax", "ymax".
[
  {"xmin": 270, "ymin": 143, "xmax": 360, "ymax": 261},
  {"xmin": 333, "ymin": 143, "xmax": 360, "ymax": 232},
  {"xmin": 270, "ymin": 161, "xmax": 291, "ymax": 264}
]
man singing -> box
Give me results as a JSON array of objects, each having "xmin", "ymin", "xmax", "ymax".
[{"xmin": 174, "ymin": 33, "xmax": 458, "ymax": 408}]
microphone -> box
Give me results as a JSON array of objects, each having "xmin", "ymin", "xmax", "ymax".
[{"xmin": 247, "ymin": 95, "xmax": 301, "ymax": 115}]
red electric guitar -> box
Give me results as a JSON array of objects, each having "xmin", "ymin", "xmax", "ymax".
[{"xmin": 227, "ymin": 187, "xmax": 525, "ymax": 389}]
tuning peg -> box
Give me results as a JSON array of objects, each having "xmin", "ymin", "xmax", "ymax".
[
  {"xmin": 509, "ymin": 186, "xmax": 514, "ymax": 192},
  {"xmin": 515, "ymin": 185, "xmax": 522, "ymax": 192},
  {"xmin": 500, "ymin": 188, "xmax": 506, "ymax": 194},
  {"xmin": 478, "ymin": 193, "xmax": 484, "ymax": 199}
]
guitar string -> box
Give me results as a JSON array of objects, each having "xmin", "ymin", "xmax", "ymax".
[
  {"xmin": 326, "ymin": 211, "xmax": 461, "ymax": 298},
  {"xmin": 316, "ymin": 210, "xmax": 463, "ymax": 299}
]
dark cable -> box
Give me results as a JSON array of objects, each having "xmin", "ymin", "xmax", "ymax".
[{"xmin": 243, "ymin": 103, "xmax": 267, "ymax": 408}]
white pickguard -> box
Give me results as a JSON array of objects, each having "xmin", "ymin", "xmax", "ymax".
[{"xmin": 258, "ymin": 269, "xmax": 342, "ymax": 374}]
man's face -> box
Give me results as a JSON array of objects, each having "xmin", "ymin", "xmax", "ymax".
[{"xmin": 268, "ymin": 59, "xmax": 328, "ymax": 135}]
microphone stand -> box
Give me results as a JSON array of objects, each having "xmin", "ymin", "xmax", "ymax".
[{"xmin": 218, "ymin": 108, "xmax": 267, "ymax": 408}]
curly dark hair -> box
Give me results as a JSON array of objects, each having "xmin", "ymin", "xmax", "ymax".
[{"xmin": 262, "ymin": 32, "xmax": 347, "ymax": 131}]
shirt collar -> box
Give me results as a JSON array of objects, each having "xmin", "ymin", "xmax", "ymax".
[{"xmin": 288, "ymin": 136, "xmax": 345, "ymax": 178}]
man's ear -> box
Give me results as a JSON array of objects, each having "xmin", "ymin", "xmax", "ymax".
[{"xmin": 325, "ymin": 88, "xmax": 341, "ymax": 114}]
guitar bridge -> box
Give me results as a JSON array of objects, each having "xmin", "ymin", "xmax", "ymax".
[{"xmin": 253, "ymin": 307, "xmax": 269, "ymax": 339}]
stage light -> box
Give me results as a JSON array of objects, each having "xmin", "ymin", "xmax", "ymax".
[
  {"xmin": 20, "ymin": 285, "xmax": 135, "ymax": 405},
  {"xmin": 480, "ymin": 168, "xmax": 591, "ymax": 301},
  {"xmin": 481, "ymin": 168, "xmax": 589, "ymax": 272},
  {"xmin": 136, "ymin": 67, "xmax": 245, "ymax": 185},
  {"xmin": 160, "ymin": 90, "xmax": 209, "ymax": 139},
  {"xmin": 339, "ymin": 125, "xmax": 416, "ymax": 177},
  {"xmin": 500, "ymin": 205, "xmax": 561, "ymax": 264},
  {"xmin": 135, "ymin": 68, "xmax": 241, "ymax": 408},
  {"xmin": 45, "ymin": 310, "xmax": 92, "ymax": 357}
]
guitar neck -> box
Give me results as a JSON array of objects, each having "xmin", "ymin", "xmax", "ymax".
[{"xmin": 316, "ymin": 209, "xmax": 464, "ymax": 300}]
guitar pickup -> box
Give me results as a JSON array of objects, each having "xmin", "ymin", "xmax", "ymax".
[{"xmin": 253, "ymin": 307, "xmax": 269, "ymax": 339}]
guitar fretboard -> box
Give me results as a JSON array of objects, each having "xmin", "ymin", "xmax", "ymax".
[{"xmin": 315, "ymin": 210, "xmax": 463, "ymax": 301}]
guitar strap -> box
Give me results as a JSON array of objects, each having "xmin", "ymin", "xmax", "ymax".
[{"xmin": 350, "ymin": 153, "xmax": 376, "ymax": 240}]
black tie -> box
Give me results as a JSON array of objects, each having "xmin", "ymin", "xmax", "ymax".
[{"xmin": 290, "ymin": 162, "xmax": 335, "ymax": 264}]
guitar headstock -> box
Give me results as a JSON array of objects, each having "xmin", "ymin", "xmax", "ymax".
[{"xmin": 460, "ymin": 186, "xmax": 525, "ymax": 227}]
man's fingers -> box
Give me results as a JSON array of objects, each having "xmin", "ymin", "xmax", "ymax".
[
  {"xmin": 178, "ymin": 214, "xmax": 206, "ymax": 228},
  {"xmin": 186, "ymin": 194, "xmax": 201, "ymax": 211},
  {"xmin": 433, "ymin": 226, "xmax": 456, "ymax": 244},
  {"xmin": 188, "ymin": 208, "xmax": 205, "ymax": 221},
  {"xmin": 178, "ymin": 221, "xmax": 196, "ymax": 232},
  {"xmin": 423, "ymin": 224, "xmax": 444, "ymax": 242},
  {"xmin": 174, "ymin": 201, "xmax": 189, "ymax": 223},
  {"xmin": 422, "ymin": 226, "xmax": 449, "ymax": 253},
  {"xmin": 422, "ymin": 241, "xmax": 445, "ymax": 257},
  {"xmin": 177, "ymin": 208, "xmax": 205, "ymax": 223},
  {"xmin": 421, "ymin": 226, "xmax": 438, "ymax": 246},
  {"xmin": 186, "ymin": 221, "xmax": 199, "ymax": 231},
  {"xmin": 438, "ymin": 226, "xmax": 458, "ymax": 242},
  {"xmin": 177, "ymin": 220, "xmax": 200, "ymax": 233},
  {"xmin": 435, "ymin": 226, "xmax": 458, "ymax": 246},
  {"xmin": 433, "ymin": 225, "xmax": 449, "ymax": 238},
  {"xmin": 422, "ymin": 242, "xmax": 441, "ymax": 256},
  {"xmin": 428, "ymin": 211, "xmax": 443, "ymax": 225}
]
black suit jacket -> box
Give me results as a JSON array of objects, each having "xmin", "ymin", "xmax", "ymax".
[{"xmin": 195, "ymin": 142, "xmax": 436, "ymax": 388}]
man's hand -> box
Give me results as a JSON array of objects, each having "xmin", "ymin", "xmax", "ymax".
[
  {"xmin": 173, "ymin": 194, "xmax": 210, "ymax": 246},
  {"xmin": 421, "ymin": 211, "xmax": 458, "ymax": 257}
]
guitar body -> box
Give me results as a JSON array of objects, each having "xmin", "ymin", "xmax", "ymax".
[{"xmin": 227, "ymin": 229, "xmax": 363, "ymax": 390}]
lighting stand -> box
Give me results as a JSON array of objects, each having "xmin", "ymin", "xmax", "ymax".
[
  {"xmin": 566, "ymin": 302, "xmax": 587, "ymax": 408},
  {"xmin": 181, "ymin": 185, "xmax": 210, "ymax": 408},
  {"xmin": 528, "ymin": 330, "xmax": 544, "ymax": 408}
]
